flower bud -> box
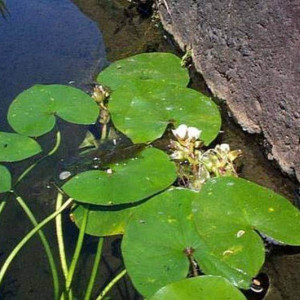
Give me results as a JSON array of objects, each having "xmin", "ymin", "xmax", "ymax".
[{"xmin": 219, "ymin": 143, "xmax": 230, "ymax": 153}]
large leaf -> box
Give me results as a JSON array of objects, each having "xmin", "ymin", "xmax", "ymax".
[
  {"xmin": 71, "ymin": 203, "xmax": 134, "ymax": 236},
  {"xmin": 150, "ymin": 276, "xmax": 246, "ymax": 300},
  {"xmin": 97, "ymin": 52, "xmax": 189, "ymax": 90},
  {"xmin": 0, "ymin": 132, "xmax": 42, "ymax": 162},
  {"xmin": 63, "ymin": 147, "xmax": 176, "ymax": 205},
  {"xmin": 8, "ymin": 84, "xmax": 99, "ymax": 136},
  {"xmin": 192, "ymin": 177, "xmax": 300, "ymax": 288},
  {"xmin": 108, "ymin": 81, "xmax": 221, "ymax": 145},
  {"xmin": 0, "ymin": 165, "xmax": 11, "ymax": 193},
  {"xmin": 122, "ymin": 188, "xmax": 252, "ymax": 298}
]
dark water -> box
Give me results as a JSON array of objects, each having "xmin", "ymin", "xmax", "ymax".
[
  {"xmin": 0, "ymin": 0, "xmax": 299, "ymax": 299},
  {"xmin": 0, "ymin": 0, "xmax": 107, "ymax": 130}
]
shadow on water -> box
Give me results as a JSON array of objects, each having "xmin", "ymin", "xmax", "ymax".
[{"xmin": 0, "ymin": 0, "xmax": 299, "ymax": 299}]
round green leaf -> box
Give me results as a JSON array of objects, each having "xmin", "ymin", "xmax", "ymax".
[
  {"xmin": 97, "ymin": 52, "xmax": 189, "ymax": 90},
  {"xmin": 8, "ymin": 84, "xmax": 99, "ymax": 136},
  {"xmin": 72, "ymin": 203, "xmax": 134, "ymax": 236},
  {"xmin": 192, "ymin": 177, "xmax": 300, "ymax": 287},
  {"xmin": 108, "ymin": 81, "xmax": 221, "ymax": 145},
  {"xmin": 150, "ymin": 276, "xmax": 246, "ymax": 300},
  {"xmin": 62, "ymin": 147, "xmax": 177, "ymax": 205},
  {"xmin": 122, "ymin": 188, "xmax": 252, "ymax": 298},
  {"xmin": 0, "ymin": 132, "xmax": 42, "ymax": 162},
  {"xmin": 0, "ymin": 165, "xmax": 11, "ymax": 193}
]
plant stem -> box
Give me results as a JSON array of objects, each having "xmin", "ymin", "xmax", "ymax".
[
  {"xmin": 56, "ymin": 192, "xmax": 69, "ymax": 281},
  {"xmin": 14, "ymin": 131, "xmax": 62, "ymax": 186},
  {"xmin": 0, "ymin": 201, "xmax": 6, "ymax": 217},
  {"xmin": 14, "ymin": 194, "xmax": 60, "ymax": 300},
  {"xmin": 65, "ymin": 207, "xmax": 89, "ymax": 293},
  {"xmin": 96, "ymin": 269, "xmax": 127, "ymax": 300},
  {"xmin": 84, "ymin": 238, "xmax": 104, "ymax": 300},
  {"xmin": 0, "ymin": 198, "xmax": 73, "ymax": 286}
]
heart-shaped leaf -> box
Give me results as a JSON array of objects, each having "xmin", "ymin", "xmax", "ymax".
[
  {"xmin": 122, "ymin": 188, "xmax": 252, "ymax": 298},
  {"xmin": 0, "ymin": 165, "xmax": 11, "ymax": 193},
  {"xmin": 109, "ymin": 81, "xmax": 221, "ymax": 145},
  {"xmin": 0, "ymin": 132, "xmax": 42, "ymax": 162},
  {"xmin": 150, "ymin": 276, "xmax": 246, "ymax": 300},
  {"xmin": 63, "ymin": 147, "xmax": 176, "ymax": 205},
  {"xmin": 192, "ymin": 177, "xmax": 300, "ymax": 288},
  {"xmin": 8, "ymin": 84, "xmax": 99, "ymax": 136},
  {"xmin": 71, "ymin": 203, "xmax": 135, "ymax": 236},
  {"xmin": 97, "ymin": 52, "xmax": 189, "ymax": 90}
]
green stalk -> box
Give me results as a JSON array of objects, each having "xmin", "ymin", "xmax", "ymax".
[
  {"xmin": 0, "ymin": 198, "xmax": 73, "ymax": 286},
  {"xmin": 15, "ymin": 194, "xmax": 60, "ymax": 300},
  {"xmin": 55, "ymin": 192, "xmax": 69, "ymax": 281},
  {"xmin": 0, "ymin": 201, "xmax": 6, "ymax": 217},
  {"xmin": 14, "ymin": 131, "xmax": 62, "ymax": 186},
  {"xmin": 84, "ymin": 238, "xmax": 104, "ymax": 300},
  {"xmin": 65, "ymin": 207, "xmax": 89, "ymax": 293},
  {"xmin": 96, "ymin": 269, "xmax": 127, "ymax": 300}
]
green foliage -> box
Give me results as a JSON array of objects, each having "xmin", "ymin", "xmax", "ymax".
[
  {"xmin": 192, "ymin": 176, "xmax": 300, "ymax": 283},
  {"xmin": 97, "ymin": 52, "xmax": 190, "ymax": 90},
  {"xmin": 108, "ymin": 81, "xmax": 221, "ymax": 144},
  {"xmin": 8, "ymin": 84, "xmax": 99, "ymax": 137},
  {"xmin": 0, "ymin": 131, "xmax": 41, "ymax": 162},
  {"xmin": 63, "ymin": 147, "xmax": 177, "ymax": 205},
  {"xmin": 72, "ymin": 203, "xmax": 134, "ymax": 236},
  {"xmin": 150, "ymin": 276, "xmax": 246, "ymax": 300},
  {"xmin": 122, "ymin": 188, "xmax": 252, "ymax": 298},
  {"xmin": 0, "ymin": 165, "xmax": 11, "ymax": 193},
  {"xmin": 2, "ymin": 52, "xmax": 300, "ymax": 300}
]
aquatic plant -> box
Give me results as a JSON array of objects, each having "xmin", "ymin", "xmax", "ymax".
[{"xmin": 1, "ymin": 52, "xmax": 300, "ymax": 300}]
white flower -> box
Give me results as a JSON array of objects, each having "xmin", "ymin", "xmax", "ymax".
[
  {"xmin": 172, "ymin": 124, "xmax": 188, "ymax": 140},
  {"xmin": 187, "ymin": 127, "xmax": 201, "ymax": 140}
]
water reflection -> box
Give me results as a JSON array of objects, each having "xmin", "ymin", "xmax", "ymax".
[{"xmin": 0, "ymin": 0, "xmax": 107, "ymax": 131}]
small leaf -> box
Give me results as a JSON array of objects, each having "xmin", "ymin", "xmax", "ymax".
[
  {"xmin": 150, "ymin": 276, "xmax": 246, "ymax": 300},
  {"xmin": 72, "ymin": 203, "xmax": 134, "ymax": 236},
  {"xmin": 8, "ymin": 84, "xmax": 99, "ymax": 136},
  {"xmin": 192, "ymin": 177, "xmax": 300, "ymax": 287},
  {"xmin": 109, "ymin": 81, "xmax": 221, "ymax": 145},
  {"xmin": 122, "ymin": 188, "xmax": 252, "ymax": 298},
  {"xmin": 0, "ymin": 132, "xmax": 42, "ymax": 162},
  {"xmin": 97, "ymin": 52, "xmax": 190, "ymax": 90},
  {"xmin": 62, "ymin": 147, "xmax": 177, "ymax": 205},
  {"xmin": 0, "ymin": 165, "xmax": 11, "ymax": 193}
]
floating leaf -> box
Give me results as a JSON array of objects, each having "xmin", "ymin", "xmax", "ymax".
[
  {"xmin": 192, "ymin": 177, "xmax": 300, "ymax": 288},
  {"xmin": 0, "ymin": 165, "xmax": 11, "ymax": 193},
  {"xmin": 109, "ymin": 81, "xmax": 221, "ymax": 145},
  {"xmin": 63, "ymin": 147, "xmax": 176, "ymax": 205},
  {"xmin": 8, "ymin": 84, "xmax": 99, "ymax": 136},
  {"xmin": 150, "ymin": 276, "xmax": 246, "ymax": 300},
  {"xmin": 0, "ymin": 132, "xmax": 42, "ymax": 162},
  {"xmin": 122, "ymin": 188, "xmax": 252, "ymax": 298},
  {"xmin": 72, "ymin": 203, "xmax": 134, "ymax": 236},
  {"xmin": 97, "ymin": 52, "xmax": 189, "ymax": 90}
]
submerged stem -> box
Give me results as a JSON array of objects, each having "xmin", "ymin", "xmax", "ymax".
[
  {"xmin": 0, "ymin": 197, "xmax": 73, "ymax": 286},
  {"xmin": 14, "ymin": 131, "xmax": 62, "ymax": 186},
  {"xmin": 14, "ymin": 194, "xmax": 60, "ymax": 300},
  {"xmin": 84, "ymin": 238, "xmax": 104, "ymax": 300},
  {"xmin": 56, "ymin": 192, "xmax": 69, "ymax": 280},
  {"xmin": 96, "ymin": 269, "xmax": 127, "ymax": 300},
  {"xmin": 65, "ymin": 207, "xmax": 89, "ymax": 293},
  {"xmin": 0, "ymin": 201, "xmax": 6, "ymax": 217}
]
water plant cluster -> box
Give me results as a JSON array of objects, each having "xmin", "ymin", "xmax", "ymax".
[{"xmin": 1, "ymin": 52, "xmax": 300, "ymax": 299}]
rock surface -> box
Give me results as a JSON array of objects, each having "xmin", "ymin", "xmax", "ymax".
[{"xmin": 156, "ymin": 0, "xmax": 300, "ymax": 181}]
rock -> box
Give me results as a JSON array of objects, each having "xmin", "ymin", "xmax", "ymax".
[{"xmin": 156, "ymin": 0, "xmax": 300, "ymax": 181}]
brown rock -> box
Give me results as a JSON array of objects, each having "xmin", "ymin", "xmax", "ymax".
[{"xmin": 156, "ymin": 0, "xmax": 300, "ymax": 181}]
